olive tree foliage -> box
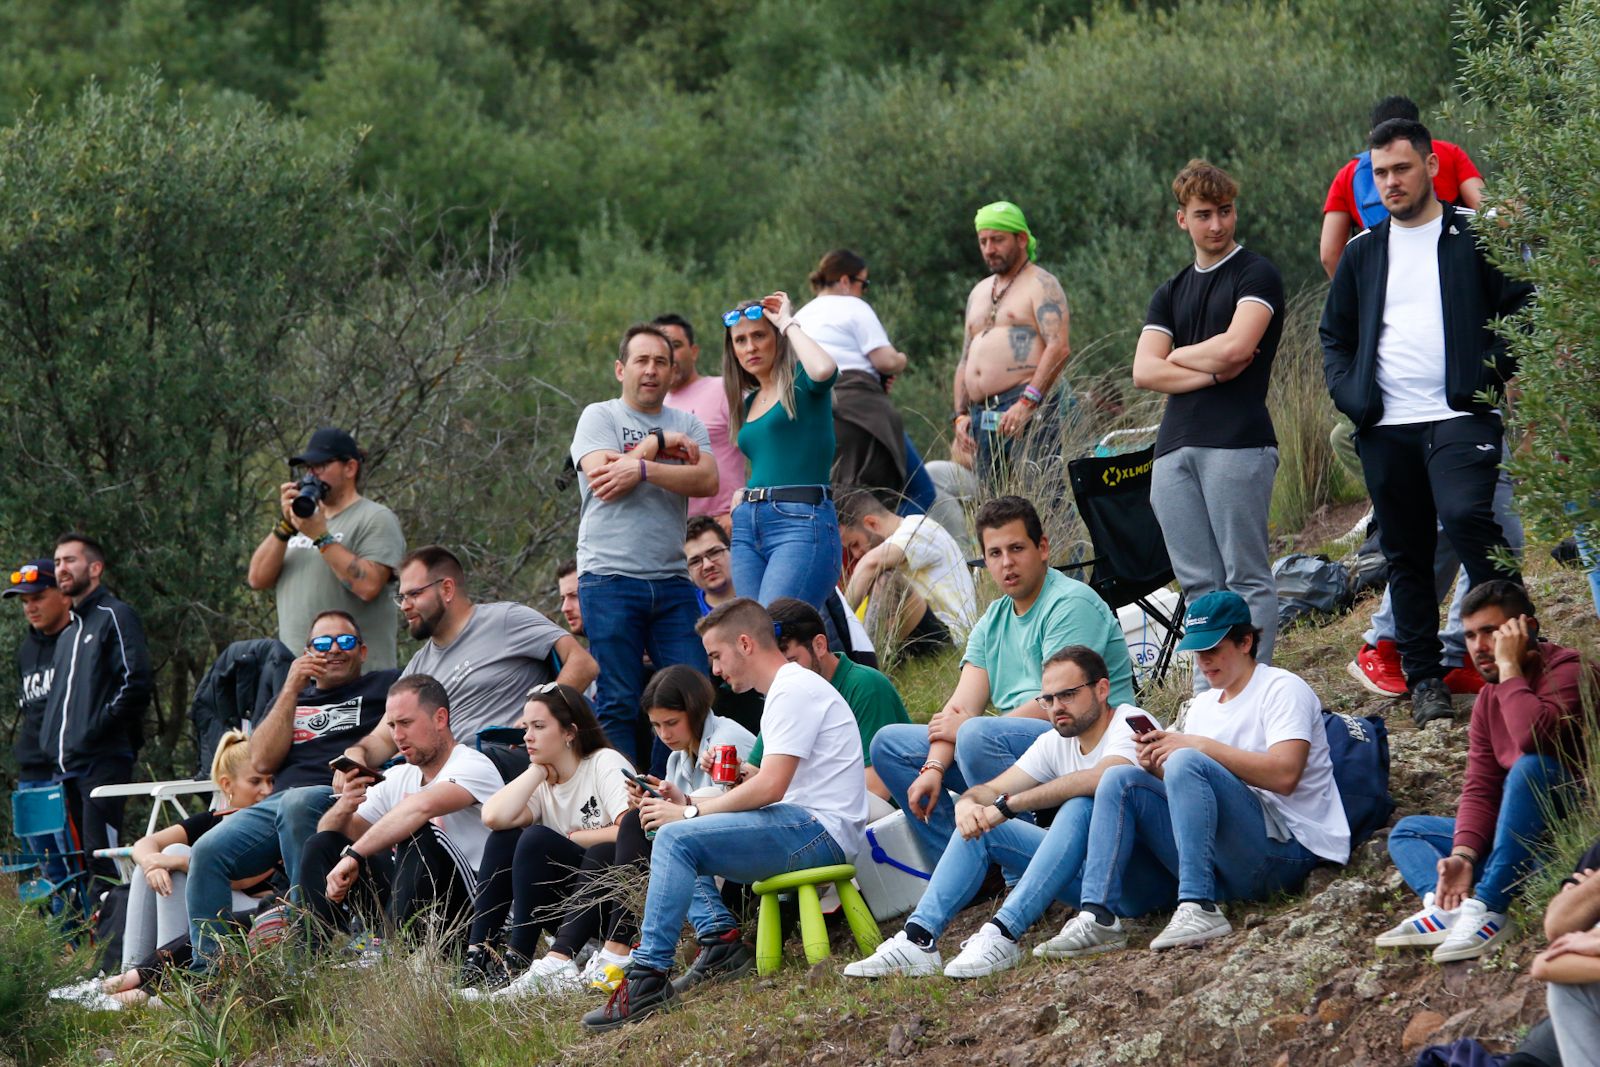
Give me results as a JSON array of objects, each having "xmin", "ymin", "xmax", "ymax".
[
  {"xmin": 1457, "ymin": 0, "xmax": 1600, "ymax": 546},
  {"xmin": 0, "ymin": 80, "xmax": 553, "ymax": 770}
]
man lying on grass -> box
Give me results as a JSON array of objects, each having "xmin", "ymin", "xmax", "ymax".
[{"xmin": 581, "ymin": 597, "xmax": 868, "ymax": 1030}]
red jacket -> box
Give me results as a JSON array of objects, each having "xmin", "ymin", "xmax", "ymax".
[{"xmin": 1454, "ymin": 641, "xmax": 1592, "ymax": 856}]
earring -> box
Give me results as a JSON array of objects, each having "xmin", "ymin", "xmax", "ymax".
[
  {"xmin": 565, "ymin": 738, "xmax": 573, "ymax": 749},
  {"xmin": 224, "ymin": 792, "xmax": 234, "ymax": 807}
]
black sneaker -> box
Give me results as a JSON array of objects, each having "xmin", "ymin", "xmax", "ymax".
[
  {"xmin": 671, "ymin": 928, "xmax": 755, "ymax": 993},
  {"xmin": 581, "ymin": 963, "xmax": 677, "ymax": 1031},
  {"xmin": 1411, "ymin": 677, "xmax": 1455, "ymax": 727},
  {"xmin": 456, "ymin": 945, "xmax": 528, "ymax": 999}
]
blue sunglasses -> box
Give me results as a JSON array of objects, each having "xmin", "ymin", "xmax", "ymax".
[
  {"xmin": 309, "ymin": 633, "xmax": 361, "ymax": 653},
  {"xmin": 722, "ymin": 305, "xmax": 766, "ymax": 329}
]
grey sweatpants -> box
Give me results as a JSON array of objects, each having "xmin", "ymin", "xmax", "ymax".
[
  {"xmin": 1548, "ymin": 981, "xmax": 1600, "ymax": 1067},
  {"xmin": 1151, "ymin": 445, "xmax": 1279, "ymax": 689}
]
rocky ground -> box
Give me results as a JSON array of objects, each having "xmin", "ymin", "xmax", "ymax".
[{"xmin": 584, "ymin": 562, "xmax": 1598, "ymax": 1067}]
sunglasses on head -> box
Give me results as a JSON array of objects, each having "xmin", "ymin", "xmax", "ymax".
[
  {"xmin": 722, "ymin": 305, "xmax": 765, "ymax": 329},
  {"xmin": 309, "ymin": 633, "xmax": 361, "ymax": 653},
  {"xmin": 10, "ymin": 565, "xmax": 41, "ymax": 585}
]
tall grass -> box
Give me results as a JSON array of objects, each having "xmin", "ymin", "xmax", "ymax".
[
  {"xmin": 1267, "ymin": 288, "xmax": 1361, "ymax": 538},
  {"xmin": 0, "ymin": 885, "xmax": 97, "ymax": 1066}
]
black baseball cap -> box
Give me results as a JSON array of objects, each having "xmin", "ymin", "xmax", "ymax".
[
  {"xmin": 4, "ymin": 559, "xmax": 57, "ymax": 598},
  {"xmin": 290, "ymin": 427, "xmax": 363, "ymax": 466}
]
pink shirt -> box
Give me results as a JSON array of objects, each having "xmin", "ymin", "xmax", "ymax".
[{"xmin": 666, "ymin": 375, "xmax": 745, "ymax": 517}]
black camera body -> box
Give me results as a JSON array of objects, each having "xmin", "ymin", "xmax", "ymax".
[{"xmin": 291, "ymin": 472, "xmax": 331, "ymax": 519}]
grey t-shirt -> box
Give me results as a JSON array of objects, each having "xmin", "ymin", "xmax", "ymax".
[
  {"xmin": 399, "ymin": 601, "xmax": 567, "ymax": 741},
  {"xmin": 276, "ymin": 496, "xmax": 405, "ymax": 669},
  {"xmin": 570, "ymin": 398, "xmax": 712, "ymax": 579}
]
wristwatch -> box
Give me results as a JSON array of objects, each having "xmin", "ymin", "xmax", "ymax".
[
  {"xmin": 683, "ymin": 804, "xmax": 700, "ymax": 820},
  {"xmin": 651, "ymin": 427, "xmax": 667, "ymax": 454},
  {"xmin": 339, "ymin": 844, "xmax": 367, "ymax": 869},
  {"xmin": 993, "ymin": 794, "xmax": 1017, "ymax": 821}
]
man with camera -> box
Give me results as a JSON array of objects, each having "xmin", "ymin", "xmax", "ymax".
[{"xmin": 248, "ymin": 427, "xmax": 406, "ymax": 669}]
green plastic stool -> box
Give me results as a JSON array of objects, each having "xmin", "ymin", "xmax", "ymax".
[{"xmin": 750, "ymin": 864, "xmax": 882, "ymax": 976}]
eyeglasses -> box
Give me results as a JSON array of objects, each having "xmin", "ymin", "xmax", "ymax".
[
  {"xmin": 722, "ymin": 305, "xmax": 765, "ymax": 329},
  {"xmin": 392, "ymin": 578, "xmax": 444, "ymax": 606},
  {"xmin": 9, "ymin": 565, "xmax": 41, "ymax": 585},
  {"xmin": 309, "ymin": 633, "xmax": 361, "ymax": 653},
  {"xmin": 851, "ymin": 276, "xmax": 871, "ymax": 290},
  {"xmin": 1036, "ymin": 682, "xmax": 1093, "ymax": 709},
  {"xmin": 687, "ymin": 545, "xmax": 728, "ymax": 570}
]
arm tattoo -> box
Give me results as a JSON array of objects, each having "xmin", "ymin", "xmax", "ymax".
[{"xmin": 344, "ymin": 559, "xmax": 367, "ymax": 583}]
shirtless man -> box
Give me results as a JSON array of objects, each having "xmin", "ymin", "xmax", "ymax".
[{"xmin": 952, "ymin": 201, "xmax": 1073, "ymax": 489}]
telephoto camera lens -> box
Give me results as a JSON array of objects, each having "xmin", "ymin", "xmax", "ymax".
[{"xmin": 292, "ymin": 474, "xmax": 327, "ymax": 518}]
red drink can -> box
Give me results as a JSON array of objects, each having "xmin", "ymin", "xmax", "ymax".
[{"xmin": 712, "ymin": 744, "xmax": 740, "ymax": 786}]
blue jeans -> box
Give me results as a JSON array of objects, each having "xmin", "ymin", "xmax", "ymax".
[
  {"xmin": 1565, "ymin": 500, "xmax": 1600, "ymax": 619},
  {"xmin": 730, "ymin": 496, "xmax": 842, "ymax": 612},
  {"xmin": 578, "ymin": 573, "xmax": 709, "ymax": 767},
  {"xmin": 17, "ymin": 777, "xmax": 73, "ymax": 887},
  {"xmin": 870, "ymin": 716, "xmax": 1051, "ymax": 864},
  {"xmin": 187, "ymin": 784, "xmax": 335, "ymax": 967},
  {"xmin": 1080, "ymin": 750, "xmax": 1319, "ymax": 909},
  {"xmin": 1366, "ymin": 457, "xmax": 1524, "ymax": 660},
  {"xmin": 632, "ymin": 804, "xmax": 845, "ymax": 973},
  {"xmin": 969, "ymin": 382, "xmax": 1067, "ymax": 492},
  {"xmin": 897, "ymin": 434, "xmax": 937, "ymax": 517},
  {"xmin": 1387, "ymin": 753, "xmax": 1570, "ymax": 913}
]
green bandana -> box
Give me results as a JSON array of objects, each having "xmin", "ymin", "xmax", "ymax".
[{"xmin": 973, "ymin": 201, "xmax": 1037, "ymax": 261}]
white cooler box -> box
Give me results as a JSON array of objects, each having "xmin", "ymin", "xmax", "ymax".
[
  {"xmin": 855, "ymin": 808, "xmax": 936, "ymax": 921},
  {"xmin": 1118, "ymin": 586, "xmax": 1182, "ymax": 683}
]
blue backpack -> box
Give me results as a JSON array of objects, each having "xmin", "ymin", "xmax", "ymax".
[
  {"xmin": 1350, "ymin": 151, "xmax": 1388, "ymax": 229},
  {"xmin": 1323, "ymin": 710, "xmax": 1394, "ymax": 849}
]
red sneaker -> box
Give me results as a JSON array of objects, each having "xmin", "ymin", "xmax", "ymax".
[
  {"xmin": 1347, "ymin": 640, "xmax": 1407, "ymax": 697},
  {"xmin": 1443, "ymin": 655, "xmax": 1485, "ymax": 696}
]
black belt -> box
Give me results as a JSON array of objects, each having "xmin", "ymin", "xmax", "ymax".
[{"xmin": 739, "ymin": 485, "xmax": 830, "ymax": 505}]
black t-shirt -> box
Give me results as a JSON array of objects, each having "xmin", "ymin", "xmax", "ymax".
[
  {"xmin": 269, "ymin": 669, "xmax": 397, "ymax": 792},
  {"xmin": 1145, "ymin": 245, "xmax": 1285, "ymax": 457}
]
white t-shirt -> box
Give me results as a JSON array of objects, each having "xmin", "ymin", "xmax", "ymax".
[
  {"xmin": 836, "ymin": 589, "xmax": 875, "ymax": 656},
  {"xmin": 759, "ymin": 662, "xmax": 869, "ymax": 856},
  {"xmin": 1376, "ymin": 214, "xmax": 1463, "ymax": 427},
  {"xmin": 793, "ymin": 295, "xmax": 893, "ymax": 379},
  {"xmin": 1182, "ymin": 664, "xmax": 1350, "ymax": 864},
  {"xmin": 1012, "ymin": 704, "xmax": 1151, "ymax": 783},
  {"xmin": 664, "ymin": 712, "xmax": 757, "ymax": 797},
  {"xmin": 356, "ymin": 743, "xmax": 504, "ymax": 883},
  {"xmin": 885, "ymin": 515, "xmax": 978, "ymax": 644},
  {"xmin": 525, "ymin": 748, "xmax": 635, "ymax": 835}
]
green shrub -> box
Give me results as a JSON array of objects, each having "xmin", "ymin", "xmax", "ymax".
[{"xmin": 0, "ymin": 889, "xmax": 96, "ymax": 1065}]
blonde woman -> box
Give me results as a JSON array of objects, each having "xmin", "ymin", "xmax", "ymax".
[
  {"xmin": 722, "ymin": 290, "xmax": 842, "ymax": 610},
  {"xmin": 102, "ymin": 730, "xmax": 276, "ymax": 1004}
]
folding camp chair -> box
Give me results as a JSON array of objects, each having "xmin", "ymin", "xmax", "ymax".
[
  {"xmin": 4, "ymin": 784, "xmax": 95, "ymax": 915},
  {"xmin": 1062, "ymin": 433, "xmax": 1186, "ymax": 693}
]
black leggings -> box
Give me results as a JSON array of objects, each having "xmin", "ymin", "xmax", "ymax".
[
  {"xmin": 548, "ymin": 809, "xmax": 654, "ymax": 957},
  {"xmin": 468, "ymin": 825, "xmax": 615, "ymax": 958},
  {"xmin": 299, "ymin": 828, "xmax": 473, "ymax": 950}
]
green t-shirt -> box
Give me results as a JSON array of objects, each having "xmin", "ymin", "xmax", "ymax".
[
  {"xmin": 275, "ymin": 496, "xmax": 406, "ymax": 669},
  {"xmin": 962, "ymin": 568, "xmax": 1135, "ymax": 711},
  {"xmin": 749, "ymin": 655, "xmax": 908, "ymax": 768},
  {"xmin": 737, "ymin": 363, "xmax": 837, "ymax": 488}
]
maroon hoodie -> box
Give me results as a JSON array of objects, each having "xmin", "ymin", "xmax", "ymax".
[{"xmin": 1454, "ymin": 641, "xmax": 1593, "ymax": 856}]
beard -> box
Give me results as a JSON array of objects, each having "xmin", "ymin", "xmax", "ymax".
[
  {"xmin": 1388, "ymin": 190, "xmax": 1432, "ymax": 222},
  {"xmin": 1052, "ymin": 702, "xmax": 1103, "ymax": 739},
  {"xmin": 408, "ymin": 603, "xmax": 445, "ymax": 641}
]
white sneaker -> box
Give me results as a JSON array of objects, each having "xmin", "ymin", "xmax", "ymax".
[
  {"xmin": 842, "ymin": 930, "xmax": 942, "ymax": 978},
  {"xmin": 48, "ymin": 978, "xmax": 123, "ymax": 1011},
  {"xmin": 1432, "ymin": 898, "xmax": 1513, "ymax": 963},
  {"xmin": 1374, "ymin": 892, "xmax": 1459, "ymax": 949},
  {"xmin": 943, "ymin": 923, "xmax": 1024, "ymax": 979},
  {"xmin": 1033, "ymin": 911, "xmax": 1127, "ymax": 959},
  {"xmin": 1150, "ymin": 902, "xmax": 1232, "ymax": 950},
  {"xmin": 491, "ymin": 954, "xmax": 585, "ymax": 999}
]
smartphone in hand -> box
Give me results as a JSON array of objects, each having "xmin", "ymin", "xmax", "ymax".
[
  {"xmin": 620, "ymin": 768, "xmax": 662, "ymax": 798},
  {"xmin": 328, "ymin": 755, "xmax": 386, "ymax": 783},
  {"xmin": 1124, "ymin": 713, "xmax": 1159, "ymax": 737}
]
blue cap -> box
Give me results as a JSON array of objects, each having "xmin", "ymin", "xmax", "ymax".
[
  {"xmin": 4, "ymin": 559, "xmax": 57, "ymax": 598},
  {"xmin": 1175, "ymin": 590, "xmax": 1253, "ymax": 652}
]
